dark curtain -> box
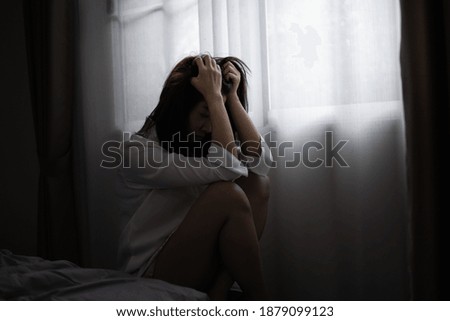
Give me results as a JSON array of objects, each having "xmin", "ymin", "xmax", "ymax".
[
  {"xmin": 400, "ymin": 0, "xmax": 450, "ymax": 299},
  {"xmin": 23, "ymin": 0, "xmax": 80, "ymax": 263}
]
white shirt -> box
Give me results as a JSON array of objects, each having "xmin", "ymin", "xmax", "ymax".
[{"xmin": 116, "ymin": 125, "xmax": 273, "ymax": 276}]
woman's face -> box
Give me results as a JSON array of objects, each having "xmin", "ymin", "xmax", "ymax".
[{"xmin": 187, "ymin": 95, "xmax": 227, "ymax": 140}]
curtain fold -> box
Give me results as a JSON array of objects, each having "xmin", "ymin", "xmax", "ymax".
[
  {"xmin": 23, "ymin": 0, "xmax": 79, "ymax": 263},
  {"xmin": 400, "ymin": 0, "xmax": 450, "ymax": 300}
]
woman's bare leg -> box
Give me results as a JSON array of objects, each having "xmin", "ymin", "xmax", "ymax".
[
  {"xmin": 235, "ymin": 173, "xmax": 270, "ymax": 238},
  {"xmin": 150, "ymin": 181, "xmax": 268, "ymax": 300},
  {"xmin": 208, "ymin": 173, "xmax": 271, "ymax": 299}
]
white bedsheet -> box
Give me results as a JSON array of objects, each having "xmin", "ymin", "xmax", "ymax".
[{"xmin": 0, "ymin": 250, "xmax": 208, "ymax": 300}]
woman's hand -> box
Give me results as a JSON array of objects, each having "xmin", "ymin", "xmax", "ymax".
[
  {"xmin": 221, "ymin": 60, "xmax": 262, "ymax": 157},
  {"xmin": 223, "ymin": 61, "xmax": 241, "ymax": 98},
  {"xmin": 191, "ymin": 56, "xmax": 237, "ymax": 157},
  {"xmin": 191, "ymin": 55, "xmax": 223, "ymax": 102}
]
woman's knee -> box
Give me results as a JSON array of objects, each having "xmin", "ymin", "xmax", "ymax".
[
  {"xmin": 205, "ymin": 181, "xmax": 252, "ymax": 214},
  {"xmin": 254, "ymin": 174, "xmax": 271, "ymax": 201},
  {"xmin": 240, "ymin": 173, "xmax": 271, "ymax": 202}
]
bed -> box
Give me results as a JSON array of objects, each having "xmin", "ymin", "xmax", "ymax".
[{"xmin": 0, "ymin": 250, "xmax": 208, "ymax": 300}]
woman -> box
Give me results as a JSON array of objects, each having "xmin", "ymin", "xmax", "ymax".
[{"xmin": 116, "ymin": 54, "xmax": 272, "ymax": 300}]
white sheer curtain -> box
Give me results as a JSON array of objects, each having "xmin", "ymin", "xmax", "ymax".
[
  {"xmin": 108, "ymin": 0, "xmax": 268, "ymax": 132},
  {"xmin": 263, "ymin": 0, "xmax": 408, "ymax": 300},
  {"xmin": 77, "ymin": 0, "xmax": 408, "ymax": 299}
]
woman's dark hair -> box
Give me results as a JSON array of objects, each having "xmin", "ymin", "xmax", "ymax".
[{"xmin": 136, "ymin": 55, "xmax": 250, "ymax": 157}]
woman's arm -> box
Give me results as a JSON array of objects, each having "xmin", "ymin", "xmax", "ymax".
[
  {"xmin": 191, "ymin": 55, "xmax": 239, "ymax": 158},
  {"xmin": 120, "ymin": 137, "xmax": 248, "ymax": 189},
  {"xmin": 223, "ymin": 61, "xmax": 262, "ymax": 158}
]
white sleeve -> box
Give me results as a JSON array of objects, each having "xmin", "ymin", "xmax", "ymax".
[
  {"xmin": 238, "ymin": 135, "xmax": 273, "ymax": 176},
  {"xmin": 120, "ymin": 140, "xmax": 248, "ymax": 189}
]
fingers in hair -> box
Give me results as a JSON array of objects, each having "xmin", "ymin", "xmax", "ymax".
[{"xmin": 193, "ymin": 56, "xmax": 206, "ymax": 70}]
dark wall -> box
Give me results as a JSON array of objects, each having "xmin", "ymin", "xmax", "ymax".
[{"xmin": 0, "ymin": 0, "xmax": 39, "ymax": 255}]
